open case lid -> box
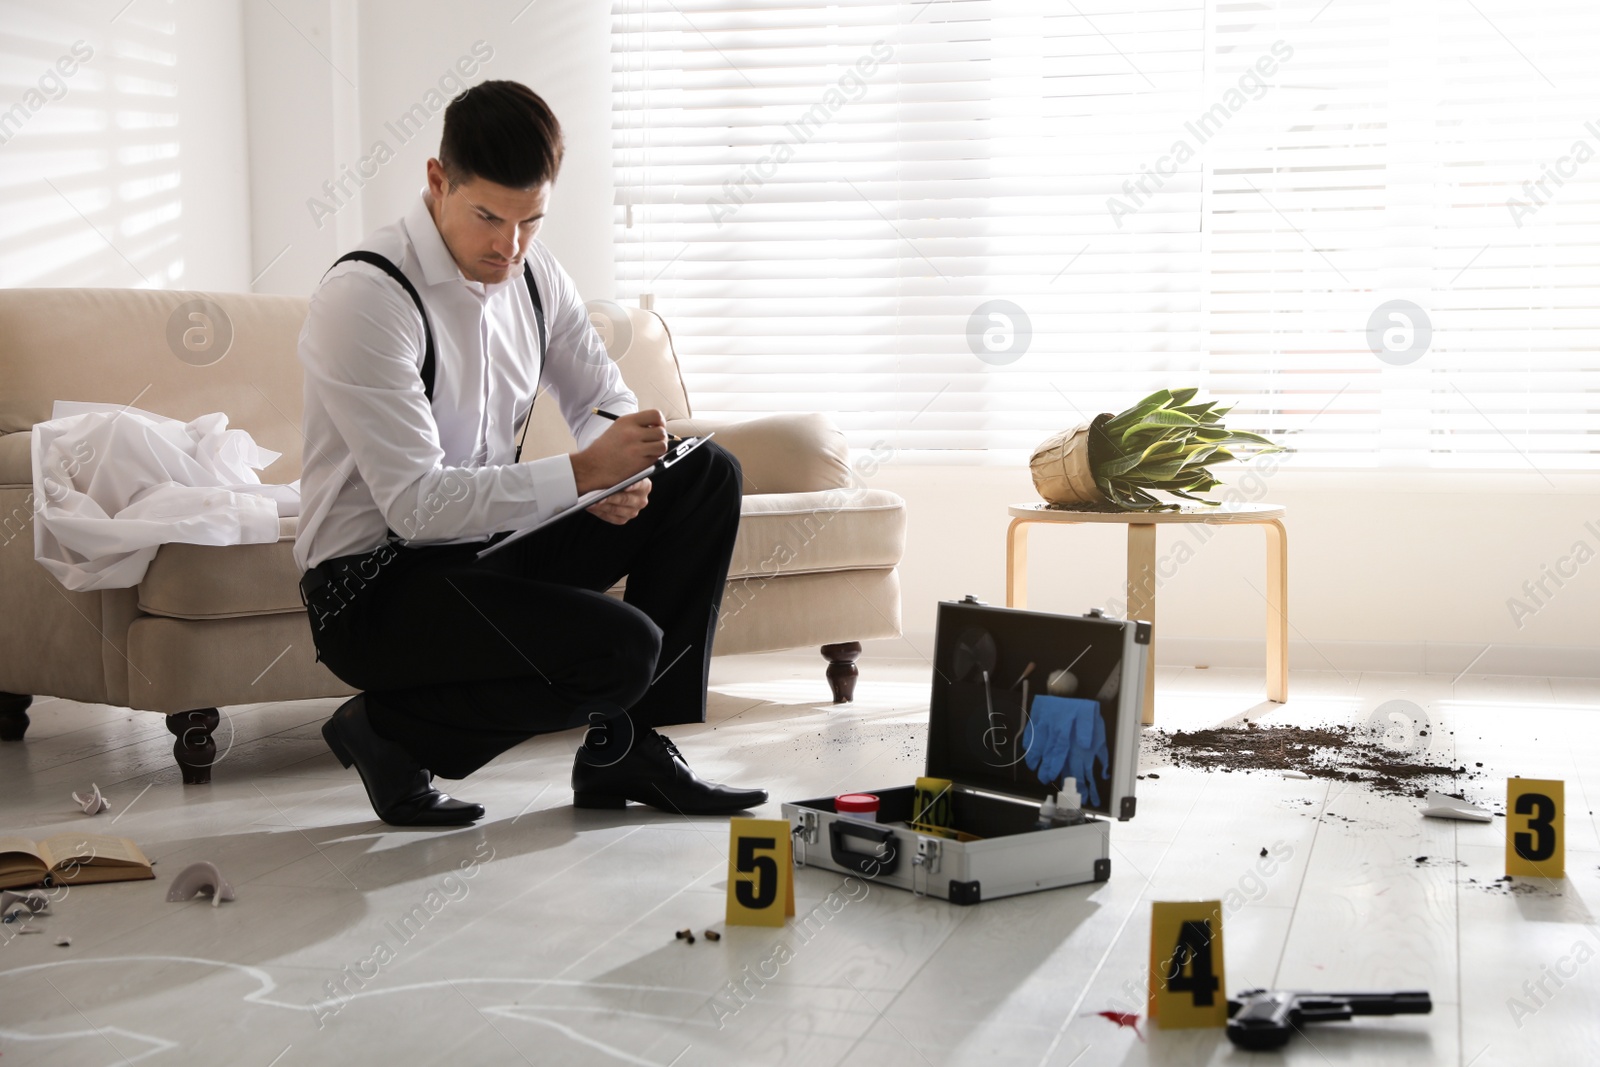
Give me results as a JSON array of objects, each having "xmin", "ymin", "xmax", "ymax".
[{"xmin": 925, "ymin": 598, "xmax": 1150, "ymax": 820}]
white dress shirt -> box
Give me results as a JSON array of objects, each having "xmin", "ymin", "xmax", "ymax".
[{"xmin": 293, "ymin": 193, "xmax": 636, "ymax": 571}]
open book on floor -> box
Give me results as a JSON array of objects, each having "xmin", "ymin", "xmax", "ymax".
[{"xmin": 0, "ymin": 833, "xmax": 155, "ymax": 889}]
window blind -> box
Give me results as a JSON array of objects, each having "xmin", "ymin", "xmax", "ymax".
[{"xmin": 612, "ymin": 0, "xmax": 1600, "ymax": 469}]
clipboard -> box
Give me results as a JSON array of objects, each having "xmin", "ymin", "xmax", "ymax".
[{"xmin": 476, "ymin": 433, "xmax": 715, "ymax": 560}]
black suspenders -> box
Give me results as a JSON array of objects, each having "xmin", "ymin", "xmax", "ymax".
[{"xmin": 326, "ymin": 251, "xmax": 548, "ymax": 462}]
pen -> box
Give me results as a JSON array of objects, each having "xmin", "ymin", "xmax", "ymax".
[{"xmin": 592, "ymin": 407, "xmax": 682, "ymax": 444}]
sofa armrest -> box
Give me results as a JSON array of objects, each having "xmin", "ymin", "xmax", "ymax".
[{"xmin": 667, "ymin": 412, "xmax": 851, "ymax": 496}]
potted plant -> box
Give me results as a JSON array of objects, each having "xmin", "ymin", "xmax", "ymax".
[{"xmin": 1030, "ymin": 388, "xmax": 1286, "ymax": 512}]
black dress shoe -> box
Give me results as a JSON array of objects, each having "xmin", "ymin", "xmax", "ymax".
[
  {"xmin": 322, "ymin": 695, "xmax": 484, "ymax": 827},
  {"xmin": 571, "ymin": 728, "xmax": 767, "ymax": 815}
]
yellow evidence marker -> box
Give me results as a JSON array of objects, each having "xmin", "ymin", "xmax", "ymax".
[
  {"xmin": 1506, "ymin": 778, "xmax": 1564, "ymax": 879},
  {"xmin": 726, "ymin": 818, "xmax": 797, "ymax": 927},
  {"xmin": 1148, "ymin": 900, "xmax": 1228, "ymax": 1029}
]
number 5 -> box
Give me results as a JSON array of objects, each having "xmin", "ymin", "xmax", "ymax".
[{"xmin": 735, "ymin": 836, "xmax": 778, "ymax": 909}]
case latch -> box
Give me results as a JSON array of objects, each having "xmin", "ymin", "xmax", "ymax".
[
  {"xmin": 793, "ymin": 810, "xmax": 819, "ymax": 865},
  {"xmin": 912, "ymin": 836, "xmax": 942, "ymax": 897}
]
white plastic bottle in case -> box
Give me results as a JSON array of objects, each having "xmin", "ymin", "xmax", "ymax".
[
  {"xmin": 1054, "ymin": 783, "xmax": 1086, "ymax": 826},
  {"xmin": 1035, "ymin": 793, "xmax": 1058, "ymax": 832},
  {"xmin": 1036, "ymin": 779, "xmax": 1087, "ymax": 830}
]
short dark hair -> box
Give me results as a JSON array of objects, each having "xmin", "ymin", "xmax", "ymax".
[{"xmin": 439, "ymin": 80, "xmax": 564, "ymax": 189}]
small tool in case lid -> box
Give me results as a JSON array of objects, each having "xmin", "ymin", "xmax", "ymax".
[{"xmin": 927, "ymin": 597, "xmax": 1148, "ymax": 821}]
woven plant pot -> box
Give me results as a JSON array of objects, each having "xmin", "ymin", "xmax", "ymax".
[{"xmin": 1030, "ymin": 413, "xmax": 1111, "ymax": 506}]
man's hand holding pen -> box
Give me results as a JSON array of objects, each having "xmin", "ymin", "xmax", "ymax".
[{"xmin": 570, "ymin": 408, "xmax": 667, "ymax": 525}]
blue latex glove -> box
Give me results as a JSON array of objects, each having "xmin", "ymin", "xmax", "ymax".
[
  {"xmin": 1066, "ymin": 702, "xmax": 1110, "ymax": 807},
  {"xmin": 1023, "ymin": 695, "xmax": 1099, "ymax": 788}
]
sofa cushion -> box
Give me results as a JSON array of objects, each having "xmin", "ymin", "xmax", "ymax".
[
  {"xmin": 0, "ymin": 288, "xmax": 309, "ymax": 484},
  {"xmin": 668, "ymin": 413, "xmax": 852, "ymax": 496},
  {"xmin": 137, "ymin": 490, "xmax": 906, "ymax": 620},
  {"xmin": 727, "ymin": 489, "xmax": 905, "ymax": 579},
  {"xmin": 138, "ymin": 519, "xmax": 306, "ymax": 620},
  {"xmin": 0, "ymin": 431, "xmax": 29, "ymax": 486}
]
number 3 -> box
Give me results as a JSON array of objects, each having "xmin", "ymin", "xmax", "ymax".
[
  {"xmin": 735, "ymin": 836, "xmax": 778, "ymax": 909},
  {"xmin": 1514, "ymin": 792, "xmax": 1557, "ymax": 861}
]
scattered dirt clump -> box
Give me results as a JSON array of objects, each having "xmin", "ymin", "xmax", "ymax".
[{"xmin": 1142, "ymin": 721, "xmax": 1480, "ymax": 797}]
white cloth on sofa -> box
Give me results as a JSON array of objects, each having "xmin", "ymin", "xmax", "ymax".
[{"xmin": 31, "ymin": 402, "xmax": 299, "ymax": 591}]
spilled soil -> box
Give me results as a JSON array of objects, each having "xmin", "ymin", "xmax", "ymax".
[{"xmin": 1142, "ymin": 721, "xmax": 1482, "ymax": 797}]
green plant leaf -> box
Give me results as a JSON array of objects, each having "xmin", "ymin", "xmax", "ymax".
[
  {"xmin": 1077, "ymin": 390, "xmax": 1284, "ymax": 506},
  {"xmin": 1167, "ymin": 488, "xmax": 1220, "ymax": 504},
  {"xmin": 1097, "ymin": 451, "xmax": 1147, "ymax": 477},
  {"xmin": 1136, "ymin": 438, "xmax": 1187, "ymax": 463},
  {"xmin": 1215, "ymin": 430, "xmax": 1285, "ymax": 450},
  {"xmin": 1132, "ymin": 409, "xmax": 1200, "ymax": 428},
  {"xmin": 1133, "ymin": 460, "xmax": 1190, "ymax": 480},
  {"xmin": 1120, "ymin": 413, "xmax": 1199, "ymax": 444},
  {"xmin": 1104, "ymin": 393, "xmax": 1172, "ymax": 434}
]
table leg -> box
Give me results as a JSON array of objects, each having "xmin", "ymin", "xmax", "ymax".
[
  {"xmin": 1262, "ymin": 518, "xmax": 1289, "ymax": 703},
  {"xmin": 1126, "ymin": 523, "xmax": 1157, "ymax": 725},
  {"xmin": 1006, "ymin": 518, "xmax": 1031, "ymax": 608}
]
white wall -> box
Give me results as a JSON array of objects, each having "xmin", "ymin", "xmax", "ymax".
[
  {"xmin": 867, "ymin": 464, "xmax": 1600, "ymax": 676},
  {"xmin": 0, "ymin": 0, "xmax": 253, "ymax": 291},
  {"xmin": 354, "ymin": 0, "xmax": 616, "ymax": 301},
  {"xmin": 240, "ymin": 0, "xmax": 361, "ymax": 296},
  {"xmin": 240, "ymin": 0, "xmax": 615, "ymax": 300}
]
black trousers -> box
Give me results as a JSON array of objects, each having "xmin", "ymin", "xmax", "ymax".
[{"xmin": 299, "ymin": 442, "xmax": 742, "ymax": 779}]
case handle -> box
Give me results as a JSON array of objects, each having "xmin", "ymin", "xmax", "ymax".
[{"xmin": 828, "ymin": 821, "xmax": 900, "ymax": 876}]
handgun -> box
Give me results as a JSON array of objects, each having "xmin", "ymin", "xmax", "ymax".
[{"xmin": 1226, "ymin": 989, "xmax": 1432, "ymax": 1050}]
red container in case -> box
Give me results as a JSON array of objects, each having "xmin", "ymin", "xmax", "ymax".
[{"xmin": 835, "ymin": 793, "xmax": 880, "ymax": 821}]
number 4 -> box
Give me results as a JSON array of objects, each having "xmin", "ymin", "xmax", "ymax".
[{"xmin": 1165, "ymin": 920, "xmax": 1220, "ymax": 1007}]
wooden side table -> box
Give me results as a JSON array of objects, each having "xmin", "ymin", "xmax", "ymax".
[{"xmin": 1005, "ymin": 502, "xmax": 1288, "ymax": 725}]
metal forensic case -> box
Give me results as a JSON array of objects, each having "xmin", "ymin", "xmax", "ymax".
[{"xmin": 782, "ymin": 598, "xmax": 1149, "ymax": 904}]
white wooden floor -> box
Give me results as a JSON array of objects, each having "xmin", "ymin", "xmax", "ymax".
[{"xmin": 1, "ymin": 656, "xmax": 1596, "ymax": 1066}]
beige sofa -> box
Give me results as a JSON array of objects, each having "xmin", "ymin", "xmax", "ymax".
[{"xmin": 0, "ymin": 288, "xmax": 906, "ymax": 782}]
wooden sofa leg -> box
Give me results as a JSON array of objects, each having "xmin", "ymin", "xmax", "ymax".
[
  {"xmin": 821, "ymin": 642, "xmax": 862, "ymax": 704},
  {"xmin": 0, "ymin": 693, "xmax": 31, "ymax": 742},
  {"xmin": 166, "ymin": 708, "xmax": 220, "ymax": 784}
]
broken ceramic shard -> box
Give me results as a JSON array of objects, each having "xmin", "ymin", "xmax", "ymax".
[
  {"xmin": 1420, "ymin": 791, "xmax": 1492, "ymax": 823},
  {"xmin": 72, "ymin": 783, "xmax": 109, "ymax": 815},
  {"xmin": 166, "ymin": 861, "xmax": 235, "ymax": 906},
  {"xmin": 1, "ymin": 890, "xmax": 49, "ymax": 920}
]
